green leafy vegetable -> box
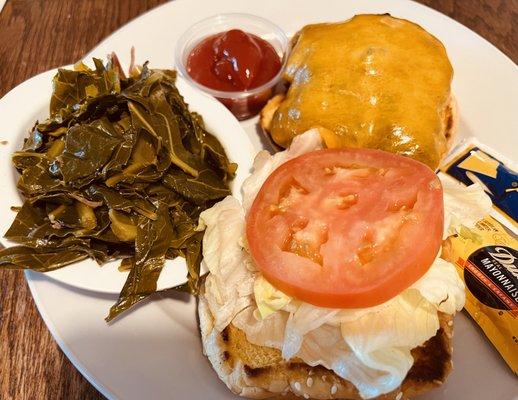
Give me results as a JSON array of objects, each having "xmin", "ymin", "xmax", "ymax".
[
  {"xmin": 60, "ymin": 125, "xmax": 121, "ymax": 186},
  {"xmin": 107, "ymin": 200, "xmax": 174, "ymax": 322},
  {"xmin": 49, "ymin": 59, "xmax": 121, "ymax": 118},
  {"xmin": 0, "ymin": 57, "xmax": 235, "ymax": 321},
  {"xmin": 0, "ymin": 246, "xmax": 89, "ymax": 272},
  {"xmin": 163, "ymin": 168, "xmax": 231, "ymax": 205}
]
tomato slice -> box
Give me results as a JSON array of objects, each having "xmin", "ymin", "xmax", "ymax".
[{"xmin": 246, "ymin": 148, "xmax": 444, "ymax": 308}]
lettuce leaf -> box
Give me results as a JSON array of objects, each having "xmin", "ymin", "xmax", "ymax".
[
  {"xmin": 253, "ymin": 275, "xmax": 291, "ymax": 319},
  {"xmin": 411, "ymin": 256, "xmax": 465, "ymax": 314},
  {"xmin": 440, "ymin": 173, "xmax": 492, "ymax": 238},
  {"xmin": 233, "ymin": 306, "xmax": 288, "ymax": 350},
  {"xmin": 282, "ymin": 303, "xmax": 340, "ymax": 360},
  {"xmin": 198, "ymin": 196, "xmax": 255, "ymax": 331},
  {"xmin": 339, "ymin": 291, "xmax": 438, "ymax": 398}
]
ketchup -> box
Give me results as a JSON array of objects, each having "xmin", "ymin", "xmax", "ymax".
[{"xmin": 186, "ymin": 29, "xmax": 282, "ymax": 119}]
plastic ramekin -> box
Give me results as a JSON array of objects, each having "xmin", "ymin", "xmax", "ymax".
[{"xmin": 175, "ymin": 13, "xmax": 289, "ymax": 120}]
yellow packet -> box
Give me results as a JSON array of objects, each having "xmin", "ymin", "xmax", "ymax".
[
  {"xmin": 445, "ymin": 217, "xmax": 517, "ymax": 374},
  {"xmin": 441, "ymin": 141, "xmax": 518, "ymax": 374}
]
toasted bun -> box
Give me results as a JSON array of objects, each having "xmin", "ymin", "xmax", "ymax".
[
  {"xmin": 198, "ymin": 285, "xmax": 455, "ymax": 400},
  {"xmin": 259, "ymin": 94, "xmax": 285, "ymax": 152},
  {"xmin": 444, "ymin": 96, "xmax": 458, "ymax": 149},
  {"xmin": 260, "ymin": 95, "xmax": 458, "ymax": 165}
]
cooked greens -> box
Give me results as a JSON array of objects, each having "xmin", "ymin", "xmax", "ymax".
[{"xmin": 0, "ymin": 58, "xmax": 235, "ymax": 321}]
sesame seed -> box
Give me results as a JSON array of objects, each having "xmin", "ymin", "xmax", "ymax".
[
  {"xmin": 308, "ymin": 369, "xmax": 314, "ymax": 376},
  {"xmin": 331, "ymin": 384, "xmax": 338, "ymax": 395},
  {"xmin": 322, "ymin": 375, "xmax": 327, "ymax": 382},
  {"xmin": 304, "ymin": 394, "xmax": 309, "ymax": 399},
  {"xmin": 447, "ymin": 320, "xmax": 453, "ymax": 326},
  {"xmin": 396, "ymin": 392, "xmax": 403, "ymax": 400},
  {"xmin": 294, "ymin": 381, "xmax": 301, "ymax": 391},
  {"xmin": 306, "ymin": 377, "xmax": 314, "ymax": 387}
]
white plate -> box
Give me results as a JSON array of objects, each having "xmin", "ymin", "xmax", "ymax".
[
  {"xmin": 0, "ymin": 68, "xmax": 254, "ymax": 293},
  {"xmin": 1, "ymin": 0, "xmax": 516, "ymax": 399}
]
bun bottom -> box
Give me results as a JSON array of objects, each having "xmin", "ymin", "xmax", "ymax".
[{"xmin": 198, "ymin": 284, "xmax": 455, "ymax": 400}]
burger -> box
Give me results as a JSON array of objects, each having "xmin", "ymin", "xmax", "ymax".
[{"xmin": 197, "ymin": 130, "xmax": 491, "ymax": 400}]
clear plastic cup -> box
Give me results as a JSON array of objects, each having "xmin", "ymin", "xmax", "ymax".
[{"xmin": 175, "ymin": 13, "xmax": 289, "ymax": 120}]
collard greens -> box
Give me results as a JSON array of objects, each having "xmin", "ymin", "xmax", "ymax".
[{"xmin": 0, "ymin": 58, "xmax": 236, "ymax": 321}]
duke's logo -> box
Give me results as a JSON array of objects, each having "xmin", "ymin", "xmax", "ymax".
[
  {"xmin": 489, "ymin": 247, "xmax": 518, "ymax": 279},
  {"xmin": 464, "ymin": 246, "xmax": 518, "ymax": 312}
]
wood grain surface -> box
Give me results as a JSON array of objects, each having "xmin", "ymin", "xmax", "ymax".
[{"xmin": 0, "ymin": 1, "xmax": 516, "ymax": 399}]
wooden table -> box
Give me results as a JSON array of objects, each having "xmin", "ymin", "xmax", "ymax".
[{"xmin": 0, "ymin": 1, "xmax": 516, "ymax": 399}]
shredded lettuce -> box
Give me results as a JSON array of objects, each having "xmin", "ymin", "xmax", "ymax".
[
  {"xmin": 440, "ymin": 173, "xmax": 492, "ymax": 238},
  {"xmin": 339, "ymin": 290, "xmax": 439, "ymax": 397},
  {"xmin": 254, "ymin": 275, "xmax": 291, "ymax": 319},
  {"xmin": 233, "ymin": 305, "xmax": 288, "ymax": 350},
  {"xmin": 198, "ymin": 196, "xmax": 256, "ymax": 331},
  {"xmin": 411, "ymin": 256, "xmax": 465, "ymax": 314},
  {"xmin": 283, "ymin": 303, "xmax": 340, "ymax": 360}
]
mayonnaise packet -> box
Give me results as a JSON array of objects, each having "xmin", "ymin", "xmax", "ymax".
[{"xmin": 440, "ymin": 140, "xmax": 517, "ymax": 374}]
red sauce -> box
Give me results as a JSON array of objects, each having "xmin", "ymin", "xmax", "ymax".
[{"xmin": 186, "ymin": 29, "xmax": 282, "ymax": 119}]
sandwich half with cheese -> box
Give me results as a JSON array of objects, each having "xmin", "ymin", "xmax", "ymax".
[
  {"xmin": 197, "ymin": 130, "xmax": 491, "ymax": 400},
  {"xmin": 260, "ymin": 14, "xmax": 457, "ymax": 170}
]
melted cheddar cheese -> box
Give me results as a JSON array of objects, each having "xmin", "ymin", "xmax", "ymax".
[{"xmin": 270, "ymin": 14, "xmax": 453, "ymax": 169}]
